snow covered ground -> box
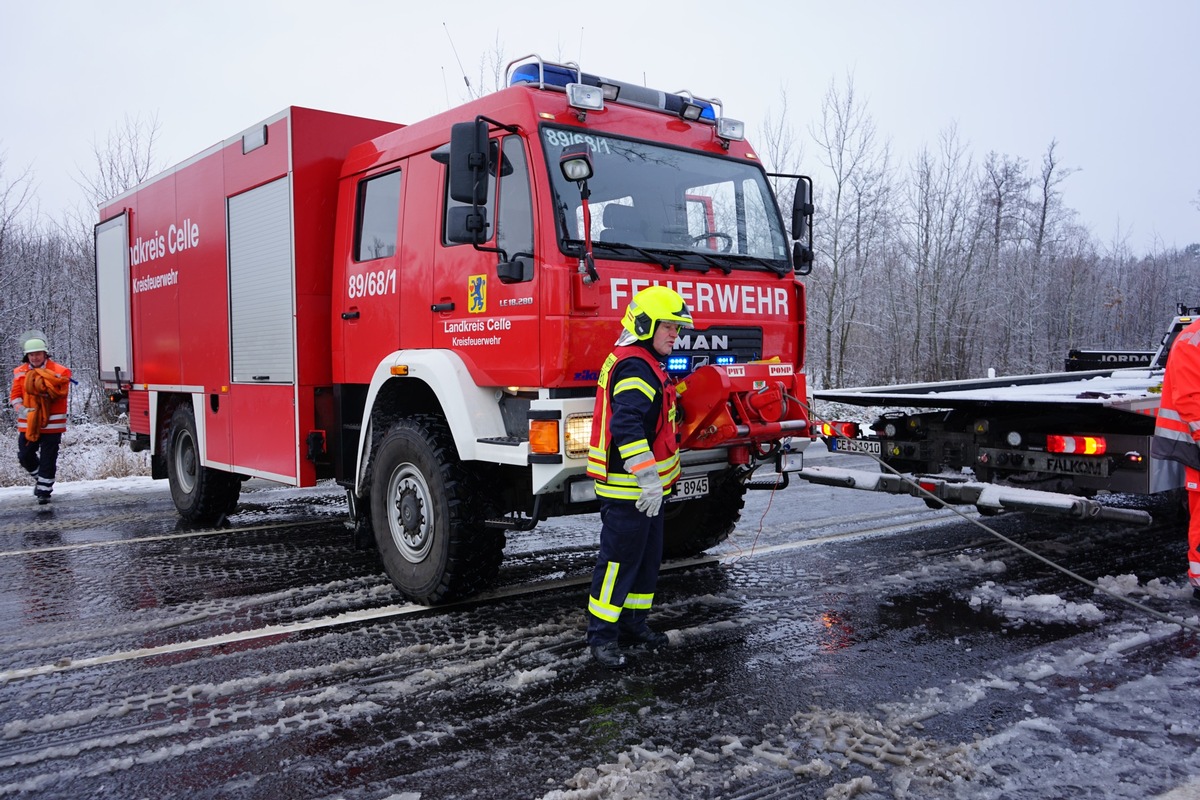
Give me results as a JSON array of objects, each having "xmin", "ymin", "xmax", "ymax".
[
  {"xmin": 0, "ymin": 421, "xmax": 150, "ymax": 492},
  {"xmin": 2, "ymin": 424, "xmax": 1200, "ymax": 798}
]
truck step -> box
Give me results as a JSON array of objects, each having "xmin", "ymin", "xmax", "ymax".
[
  {"xmin": 745, "ymin": 472, "xmax": 790, "ymax": 491},
  {"xmin": 477, "ymin": 436, "xmax": 526, "ymax": 446}
]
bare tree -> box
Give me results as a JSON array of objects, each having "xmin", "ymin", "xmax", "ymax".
[
  {"xmin": 0, "ymin": 153, "xmax": 36, "ymax": 296},
  {"xmin": 806, "ymin": 74, "xmax": 892, "ymax": 387},
  {"xmin": 980, "ymin": 151, "xmax": 1033, "ymax": 372},
  {"xmin": 757, "ymin": 86, "xmax": 805, "ymax": 224},
  {"xmin": 75, "ymin": 112, "xmax": 161, "ymax": 208},
  {"xmin": 0, "ymin": 154, "xmax": 41, "ymax": 387},
  {"xmin": 897, "ymin": 125, "xmax": 978, "ymax": 381}
]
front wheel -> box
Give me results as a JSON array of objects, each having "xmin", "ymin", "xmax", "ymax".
[
  {"xmin": 369, "ymin": 416, "xmax": 502, "ymax": 604},
  {"xmin": 165, "ymin": 403, "xmax": 240, "ymax": 524},
  {"xmin": 662, "ymin": 469, "xmax": 747, "ymax": 559}
]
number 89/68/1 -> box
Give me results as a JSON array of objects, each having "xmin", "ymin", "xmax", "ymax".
[{"xmin": 348, "ymin": 269, "xmax": 397, "ymax": 299}]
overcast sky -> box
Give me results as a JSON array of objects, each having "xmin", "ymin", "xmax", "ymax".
[{"xmin": 3, "ymin": 1, "xmax": 1197, "ymax": 253}]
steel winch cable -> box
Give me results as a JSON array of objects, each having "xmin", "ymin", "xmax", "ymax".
[{"xmin": 792, "ymin": 400, "xmax": 1200, "ymax": 635}]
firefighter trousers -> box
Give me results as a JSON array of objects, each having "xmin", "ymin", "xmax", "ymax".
[
  {"xmin": 1186, "ymin": 467, "xmax": 1200, "ymax": 589},
  {"xmin": 18, "ymin": 432, "xmax": 61, "ymax": 498},
  {"xmin": 586, "ymin": 498, "xmax": 664, "ymax": 646}
]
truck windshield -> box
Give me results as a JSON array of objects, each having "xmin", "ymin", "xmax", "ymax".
[{"xmin": 542, "ymin": 126, "xmax": 790, "ymax": 271}]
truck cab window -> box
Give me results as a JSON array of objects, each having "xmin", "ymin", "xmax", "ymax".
[
  {"xmin": 355, "ymin": 169, "xmax": 401, "ymax": 261},
  {"xmin": 495, "ymin": 136, "xmax": 533, "ymax": 260},
  {"xmin": 542, "ymin": 126, "xmax": 790, "ymax": 270}
]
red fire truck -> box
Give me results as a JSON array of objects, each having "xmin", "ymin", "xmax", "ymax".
[{"xmin": 95, "ymin": 56, "xmax": 815, "ymax": 603}]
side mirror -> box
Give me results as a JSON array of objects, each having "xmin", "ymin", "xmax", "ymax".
[
  {"xmin": 497, "ymin": 255, "xmax": 534, "ymax": 284},
  {"xmin": 791, "ymin": 176, "xmax": 814, "ymax": 276},
  {"xmin": 449, "ymin": 120, "xmax": 489, "ymax": 205},
  {"xmin": 791, "ymin": 176, "xmax": 814, "ymax": 236},
  {"xmin": 446, "ymin": 205, "xmax": 488, "ymax": 245},
  {"xmin": 793, "ymin": 242, "xmax": 814, "ymax": 275}
]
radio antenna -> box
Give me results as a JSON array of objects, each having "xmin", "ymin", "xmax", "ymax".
[{"xmin": 443, "ymin": 23, "xmax": 472, "ymax": 96}]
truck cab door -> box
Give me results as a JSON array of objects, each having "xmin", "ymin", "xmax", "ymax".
[
  {"xmin": 433, "ymin": 133, "xmax": 539, "ymax": 386},
  {"xmin": 338, "ymin": 167, "xmax": 403, "ymax": 385}
]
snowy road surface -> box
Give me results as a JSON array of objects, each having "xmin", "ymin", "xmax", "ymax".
[{"xmin": 0, "ymin": 450, "xmax": 1198, "ymax": 799}]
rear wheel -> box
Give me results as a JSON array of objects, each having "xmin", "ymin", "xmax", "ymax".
[
  {"xmin": 662, "ymin": 468, "xmax": 747, "ymax": 559},
  {"xmin": 166, "ymin": 404, "xmax": 240, "ymax": 524},
  {"xmin": 370, "ymin": 416, "xmax": 503, "ymax": 604}
]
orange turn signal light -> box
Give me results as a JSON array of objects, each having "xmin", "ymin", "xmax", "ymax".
[{"xmin": 529, "ymin": 420, "xmax": 560, "ymax": 455}]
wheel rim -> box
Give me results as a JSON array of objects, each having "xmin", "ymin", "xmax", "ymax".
[
  {"xmin": 386, "ymin": 462, "xmax": 434, "ymax": 563},
  {"xmin": 174, "ymin": 429, "xmax": 198, "ymax": 494}
]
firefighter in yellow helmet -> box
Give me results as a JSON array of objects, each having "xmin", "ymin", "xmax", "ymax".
[
  {"xmin": 10, "ymin": 334, "xmax": 72, "ymax": 505},
  {"xmin": 585, "ymin": 285, "xmax": 693, "ymax": 668}
]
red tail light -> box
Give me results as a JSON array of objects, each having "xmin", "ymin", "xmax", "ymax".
[
  {"xmin": 819, "ymin": 421, "xmax": 860, "ymax": 438},
  {"xmin": 1046, "ymin": 434, "xmax": 1107, "ymax": 455}
]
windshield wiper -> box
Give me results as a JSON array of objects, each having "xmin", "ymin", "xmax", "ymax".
[
  {"xmin": 643, "ymin": 247, "xmax": 729, "ymax": 275},
  {"xmin": 591, "ymin": 241, "xmax": 680, "ymax": 272},
  {"xmin": 749, "ymin": 255, "xmax": 791, "ymax": 277},
  {"xmin": 580, "ymin": 240, "xmax": 790, "ymax": 278},
  {"xmin": 593, "ymin": 241, "xmax": 730, "ymax": 274}
]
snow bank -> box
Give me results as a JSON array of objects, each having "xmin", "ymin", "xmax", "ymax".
[
  {"xmin": 0, "ymin": 421, "xmax": 149, "ymax": 488},
  {"xmin": 968, "ymin": 581, "xmax": 1105, "ymax": 626}
]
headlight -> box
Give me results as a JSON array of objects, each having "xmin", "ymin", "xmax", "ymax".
[{"xmin": 564, "ymin": 413, "xmax": 592, "ymax": 459}]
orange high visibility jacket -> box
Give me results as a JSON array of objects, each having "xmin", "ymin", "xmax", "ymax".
[
  {"xmin": 1152, "ymin": 317, "xmax": 1200, "ymax": 470},
  {"xmin": 587, "ymin": 345, "xmax": 681, "ymax": 501},
  {"xmin": 11, "ymin": 360, "xmax": 71, "ymax": 440}
]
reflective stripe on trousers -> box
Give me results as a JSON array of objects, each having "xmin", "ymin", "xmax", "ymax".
[
  {"xmin": 586, "ymin": 498, "xmax": 664, "ymax": 645},
  {"xmin": 1188, "ymin": 467, "xmax": 1200, "ymax": 589}
]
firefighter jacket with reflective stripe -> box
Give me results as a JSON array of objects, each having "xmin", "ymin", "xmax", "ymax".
[
  {"xmin": 587, "ymin": 345, "xmax": 680, "ymax": 501},
  {"xmin": 1153, "ymin": 318, "xmax": 1200, "ymax": 471},
  {"xmin": 11, "ymin": 360, "xmax": 71, "ymax": 440}
]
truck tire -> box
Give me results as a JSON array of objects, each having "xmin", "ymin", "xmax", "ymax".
[
  {"xmin": 370, "ymin": 416, "xmax": 501, "ymax": 604},
  {"xmin": 661, "ymin": 468, "xmax": 746, "ymax": 559},
  {"xmin": 166, "ymin": 404, "xmax": 240, "ymax": 524}
]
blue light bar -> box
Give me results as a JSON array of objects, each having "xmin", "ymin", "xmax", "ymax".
[
  {"xmin": 510, "ymin": 62, "xmax": 581, "ymax": 88},
  {"xmin": 509, "ymin": 58, "xmax": 717, "ymax": 121},
  {"xmin": 715, "ymin": 355, "xmax": 737, "ymax": 365},
  {"xmin": 667, "ymin": 355, "xmax": 691, "ymax": 373}
]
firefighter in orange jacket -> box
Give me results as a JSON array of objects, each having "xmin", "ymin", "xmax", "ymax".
[
  {"xmin": 10, "ymin": 336, "xmax": 72, "ymax": 505},
  {"xmin": 1152, "ymin": 316, "xmax": 1200, "ymax": 603},
  {"xmin": 585, "ymin": 286, "xmax": 692, "ymax": 668}
]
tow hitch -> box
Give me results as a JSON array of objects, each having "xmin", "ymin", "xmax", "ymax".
[{"xmin": 676, "ymin": 362, "xmax": 811, "ymax": 484}]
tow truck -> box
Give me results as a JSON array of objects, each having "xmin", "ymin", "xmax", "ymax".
[{"xmin": 799, "ymin": 308, "xmax": 1200, "ymax": 525}]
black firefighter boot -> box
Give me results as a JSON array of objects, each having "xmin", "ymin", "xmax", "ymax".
[
  {"xmin": 619, "ymin": 627, "xmax": 669, "ymax": 650},
  {"xmin": 590, "ymin": 641, "xmax": 628, "ymax": 669}
]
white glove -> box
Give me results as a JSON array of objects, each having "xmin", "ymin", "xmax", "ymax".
[
  {"xmin": 14, "ymin": 404, "xmax": 27, "ymax": 420},
  {"xmin": 625, "ymin": 457, "xmax": 663, "ymax": 517}
]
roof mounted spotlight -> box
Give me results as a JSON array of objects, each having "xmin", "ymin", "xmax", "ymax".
[
  {"xmin": 679, "ymin": 101, "xmax": 704, "ymax": 121},
  {"xmin": 717, "ymin": 117, "xmax": 745, "ymax": 141},
  {"xmin": 566, "ymin": 82, "xmax": 605, "ymax": 113},
  {"xmin": 559, "ymin": 143, "xmax": 594, "ymax": 183}
]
